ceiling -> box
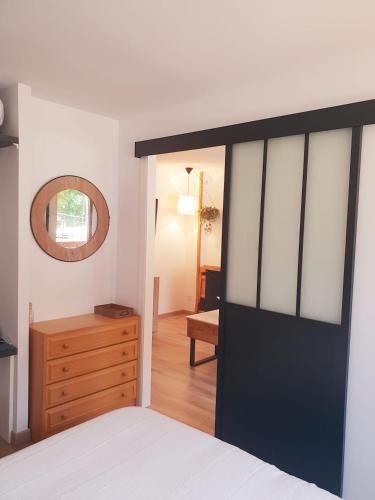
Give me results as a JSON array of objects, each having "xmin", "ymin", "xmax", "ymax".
[
  {"xmin": 0, "ymin": 0, "xmax": 374, "ymax": 118},
  {"xmin": 157, "ymin": 147, "xmax": 225, "ymax": 167}
]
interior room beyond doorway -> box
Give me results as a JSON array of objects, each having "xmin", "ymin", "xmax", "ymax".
[{"xmin": 150, "ymin": 146, "xmax": 225, "ymax": 433}]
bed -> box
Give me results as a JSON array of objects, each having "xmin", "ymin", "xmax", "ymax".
[{"xmin": 0, "ymin": 407, "xmax": 338, "ymax": 499}]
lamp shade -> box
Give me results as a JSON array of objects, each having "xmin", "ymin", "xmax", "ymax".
[{"xmin": 177, "ymin": 194, "xmax": 197, "ymax": 215}]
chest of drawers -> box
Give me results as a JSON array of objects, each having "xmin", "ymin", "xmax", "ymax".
[{"xmin": 29, "ymin": 313, "xmax": 139, "ymax": 442}]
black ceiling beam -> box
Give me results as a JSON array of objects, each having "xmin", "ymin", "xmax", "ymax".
[{"xmin": 135, "ymin": 99, "xmax": 375, "ymax": 158}]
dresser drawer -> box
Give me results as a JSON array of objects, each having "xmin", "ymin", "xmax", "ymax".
[
  {"xmin": 45, "ymin": 381, "xmax": 137, "ymax": 432},
  {"xmin": 45, "ymin": 361, "xmax": 138, "ymax": 408},
  {"xmin": 46, "ymin": 322, "xmax": 138, "ymax": 359},
  {"xmin": 46, "ymin": 341, "xmax": 138, "ymax": 384}
]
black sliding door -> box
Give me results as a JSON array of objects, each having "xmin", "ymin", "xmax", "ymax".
[{"xmin": 216, "ymin": 127, "xmax": 361, "ymax": 495}]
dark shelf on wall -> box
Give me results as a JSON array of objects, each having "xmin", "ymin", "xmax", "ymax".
[{"xmin": 0, "ymin": 134, "xmax": 18, "ymax": 149}]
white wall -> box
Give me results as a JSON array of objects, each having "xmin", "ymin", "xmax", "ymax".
[
  {"xmin": 0, "ymin": 144, "xmax": 18, "ymax": 440},
  {"xmin": 200, "ymin": 157, "xmax": 225, "ymax": 267},
  {"xmin": 16, "ymin": 84, "xmax": 33, "ymax": 434},
  {"xmin": 154, "ymin": 162, "xmax": 198, "ymax": 314},
  {"xmin": 25, "ymin": 95, "xmax": 119, "ymax": 322},
  {"xmin": 0, "ymin": 86, "xmax": 19, "ymax": 346},
  {"xmin": 117, "ymin": 50, "xmax": 375, "ymax": 500},
  {"xmin": 4, "ymin": 84, "xmax": 120, "ymax": 432},
  {"xmin": 0, "ymin": 86, "xmax": 19, "ymax": 441},
  {"xmin": 343, "ymin": 125, "xmax": 375, "ymax": 499},
  {"xmin": 115, "ymin": 131, "xmax": 141, "ymax": 310}
]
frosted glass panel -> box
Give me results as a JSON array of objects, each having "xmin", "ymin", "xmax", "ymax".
[
  {"xmin": 260, "ymin": 135, "xmax": 305, "ymax": 314},
  {"xmin": 226, "ymin": 141, "xmax": 264, "ymax": 306},
  {"xmin": 300, "ymin": 129, "xmax": 352, "ymax": 324}
]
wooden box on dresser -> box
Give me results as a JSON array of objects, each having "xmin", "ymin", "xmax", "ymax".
[{"xmin": 29, "ymin": 313, "xmax": 139, "ymax": 442}]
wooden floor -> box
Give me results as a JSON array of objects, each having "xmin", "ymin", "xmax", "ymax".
[
  {"xmin": 0, "ymin": 438, "xmax": 18, "ymax": 459},
  {"xmin": 151, "ymin": 313, "xmax": 217, "ymax": 435}
]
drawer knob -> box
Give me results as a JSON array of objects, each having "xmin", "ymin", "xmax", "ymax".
[
  {"xmin": 62, "ymin": 343, "xmax": 69, "ymax": 349},
  {"xmin": 122, "ymin": 330, "xmax": 129, "ymax": 336},
  {"xmin": 61, "ymin": 390, "xmax": 67, "ymax": 396},
  {"xmin": 121, "ymin": 372, "xmax": 126, "ymax": 377},
  {"xmin": 62, "ymin": 367, "xmax": 69, "ymax": 373},
  {"xmin": 122, "ymin": 352, "xmax": 127, "ymax": 356},
  {"xmin": 60, "ymin": 414, "xmax": 67, "ymax": 421},
  {"xmin": 121, "ymin": 392, "xmax": 126, "ymax": 398}
]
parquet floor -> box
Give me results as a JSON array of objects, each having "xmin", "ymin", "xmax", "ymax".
[{"xmin": 150, "ymin": 313, "xmax": 217, "ymax": 435}]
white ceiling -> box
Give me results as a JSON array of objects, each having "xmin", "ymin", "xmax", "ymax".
[
  {"xmin": 0, "ymin": 0, "xmax": 374, "ymax": 118},
  {"xmin": 157, "ymin": 147, "xmax": 225, "ymax": 167}
]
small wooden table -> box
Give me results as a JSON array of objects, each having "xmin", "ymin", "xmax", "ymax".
[{"xmin": 186, "ymin": 310, "xmax": 219, "ymax": 367}]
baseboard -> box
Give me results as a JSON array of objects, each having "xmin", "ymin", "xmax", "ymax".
[
  {"xmin": 11, "ymin": 428, "xmax": 32, "ymax": 447},
  {"xmin": 158, "ymin": 310, "xmax": 194, "ymax": 319}
]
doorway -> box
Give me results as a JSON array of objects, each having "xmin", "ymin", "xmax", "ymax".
[
  {"xmin": 136, "ymin": 100, "xmax": 366, "ymax": 495},
  {"xmin": 150, "ymin": 147, "xmax": 225, "ymax": 434}
]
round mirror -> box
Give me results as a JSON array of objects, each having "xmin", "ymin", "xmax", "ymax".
[
  {"xmin": 45, "ymin": 189, "xmax": 98, "ymax": 248},
  {"xmin": 31, "ymin": 176, "xmax": 109, "ymax": 262}
]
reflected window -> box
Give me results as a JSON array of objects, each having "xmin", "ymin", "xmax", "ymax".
[{"xmin": 45, "ymin": 189, "xmax": 97, "ymax": 248}]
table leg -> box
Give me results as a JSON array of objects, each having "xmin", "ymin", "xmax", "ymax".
[{"xmin": 190, "ymin": 338, "xmax": 217, "ymax": 367}]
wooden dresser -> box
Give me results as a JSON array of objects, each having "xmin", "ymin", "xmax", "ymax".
[{"xmin": 29, "ymin": 313, "xmax": 139, "ymax": 442}]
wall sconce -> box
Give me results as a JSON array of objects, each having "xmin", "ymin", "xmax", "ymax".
[{"xmin": 177, "ymin": 167, "xmax": 197, "ymax": 215}]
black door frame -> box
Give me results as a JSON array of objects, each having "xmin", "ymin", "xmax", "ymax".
[{"xmin": 135, "ymin": 99, "xmax": 370, "ymax": 494}]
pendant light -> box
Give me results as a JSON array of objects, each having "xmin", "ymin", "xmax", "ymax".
[{"xmin": 177, "ymin": 167, "xmax": 197, "ymax": 215}]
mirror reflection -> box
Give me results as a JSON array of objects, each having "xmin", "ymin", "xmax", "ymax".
[{"xmin": 45, "ymin": 189, "xmax": 97, "ymax": 248}]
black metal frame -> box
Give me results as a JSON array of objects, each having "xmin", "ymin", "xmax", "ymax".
[
  {"xmin": 134, "ymin": 99, "xmax": 369, "ymax": 496},
  {"xmin": 256, "ymin": 139, "xmax": 268, "ymax": 309},
  {"xmin": 189, "ymin": 338, "xmax": 217, "ymax": 367},
  {"xmin": 341, "ymin": 127, "xmax": 362, "ymax": 329},
  {"xmin": 215, "ymin": 130, "xmax": 362, "ymax": 496},
  {"xmin": 215, "ymin": 145, "xmax": 233, "ymax": 436},
  {"xmin": 296, "ymin": 133, "xmax": 309, "ymax": 316}
]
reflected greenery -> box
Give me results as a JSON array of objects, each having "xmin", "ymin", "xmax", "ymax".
[{"xmin": 45, "ymin": 189, "xmax": 97, "ymax": 248}]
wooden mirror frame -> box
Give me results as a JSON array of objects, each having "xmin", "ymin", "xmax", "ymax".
[{"xmin": 30, "ymin": 176, "xmax": 110, "ymax": 262}]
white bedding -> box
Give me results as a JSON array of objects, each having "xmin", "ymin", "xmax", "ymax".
[{"xmin": 0, "ymin": 407, "xmax": 338, "ymax": 499}]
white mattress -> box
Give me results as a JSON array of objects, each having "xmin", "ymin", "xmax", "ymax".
[{"xmin": 0, "ymin": 407, "xmax": 338, "ymax": 499}]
